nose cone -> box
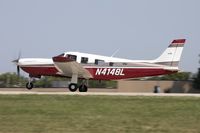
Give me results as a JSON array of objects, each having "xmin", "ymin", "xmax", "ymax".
[{"xmin": 12, "ymin": 59, "xmax": 22, "ymax": 66}]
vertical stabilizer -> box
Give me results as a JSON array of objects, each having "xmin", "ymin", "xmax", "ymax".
[{"xmin": 154, "ymin": 39, "xmax": 186, "ymax": 67}]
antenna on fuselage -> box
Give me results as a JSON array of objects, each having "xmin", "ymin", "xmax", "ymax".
[{"xmin": 111, "ymin": 48, "xmax": 120, "ymax": 57}]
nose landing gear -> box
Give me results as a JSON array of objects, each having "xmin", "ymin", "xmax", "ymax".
[
  {"xmin": 26, "ymin": 82, "xmax": 34, "ymax": 90},
  {"xmin": 26, "ymin": 77, "xmax": 34, "ymax": 90}
]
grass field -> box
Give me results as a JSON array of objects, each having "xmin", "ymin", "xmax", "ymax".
[{"xmin": 0, "ymin": 95, "xmax": 200, "ymax": 133}]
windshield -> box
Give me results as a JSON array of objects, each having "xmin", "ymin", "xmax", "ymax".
[{"xmin": 57, "ymin": 53, "xmax": 65, "ymax": 57}]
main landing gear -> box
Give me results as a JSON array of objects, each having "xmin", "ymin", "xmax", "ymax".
[
  {"xmin": 68, "ymin": 83, "xmax": 88, "ymax": 92},
  {"xmin": 68, "ymin": 74, "xmax": 88, "ymax": 92}
]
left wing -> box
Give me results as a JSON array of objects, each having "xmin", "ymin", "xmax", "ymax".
[{"xmin": 52, "ymin": 56, "xmax": 92, "ymax": 79}]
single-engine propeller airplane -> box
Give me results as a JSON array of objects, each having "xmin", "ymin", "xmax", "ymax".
[{"xmin": 13, "ymin": 39, "xmax": 186, "ymax": 92}]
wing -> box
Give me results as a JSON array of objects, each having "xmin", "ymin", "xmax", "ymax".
[{"xmin": 52, "ymin": 56, "xmax": 92, "ymax": 79}]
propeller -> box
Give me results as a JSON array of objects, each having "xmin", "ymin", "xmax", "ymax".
[{"xmin": 12, "ymin": 52, "xmax": 21, "ymax": 77}]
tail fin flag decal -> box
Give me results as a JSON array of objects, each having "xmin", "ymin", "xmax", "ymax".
[{"xmin": 169, "ymin": 39, "xmax": 186, "ymax": 47}]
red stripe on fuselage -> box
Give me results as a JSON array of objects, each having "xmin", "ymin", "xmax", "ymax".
[{"xmin": 21, "ymin": 66, "xmax": 177, "ymax": 80}]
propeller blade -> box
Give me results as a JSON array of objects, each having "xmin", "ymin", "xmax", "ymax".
[
  {"xmin": 18, "ymin": 51, "xmax": 21, "ymax": 60},
  {"xmin": 13, "ymin": 51, "xmax": 22, "ymax": 77},
  {"xmin": 17, "ymin": 66, "xmax": 20, "ymax": 77}
]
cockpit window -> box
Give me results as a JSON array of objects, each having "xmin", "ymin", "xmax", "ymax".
[
  {"xmin": 66, "ymin": 54, "xmax": 77, "ymax": 61},
  {"xmin": 109, "ymin": 62, "xmax": 114, "ymax": 66}
]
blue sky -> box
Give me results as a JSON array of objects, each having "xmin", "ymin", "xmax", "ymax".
[{"xmin": 0, "ymin": 0, "xmax": 199, "ymax": 73}]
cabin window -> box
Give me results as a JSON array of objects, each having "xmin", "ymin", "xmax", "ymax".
[
  {"xmin": 95, "ymin": 59, "xmax": 105, "ymax": 65},
  {"xmin": 81, "ymin": 57, "xmax": 88, "ymax": 64},
  {"xmin": 67, "ymin": 54, "xmax": 77, "ymax": 61},
  {"xmin": 109, "ymin": 62, "xmax": 114, "ymax": 66}
]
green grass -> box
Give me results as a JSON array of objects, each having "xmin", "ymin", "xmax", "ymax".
[{"xmin": 0, "ymin": 95, "xmax": 200, "ymax": 133}]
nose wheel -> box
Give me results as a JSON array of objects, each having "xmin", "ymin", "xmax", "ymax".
[
  {"xmin": 26, "ymin": 82, "xmax": 33, "ymax": 90},
  {"xmin": 26, "ymin": 77, "xmax": 34, "ymax": 90}
]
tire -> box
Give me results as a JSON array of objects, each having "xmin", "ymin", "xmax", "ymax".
[
  {"xmin": 79, "ymin": 85, "xmax": 88, "ymax": 92},
  {"xmin": 26, "ymin": 82, "xmax": 33, "ymax": 90},
  {"xmin": 69, "ymin": 83, "xmax": 78, "ymax": 92}
]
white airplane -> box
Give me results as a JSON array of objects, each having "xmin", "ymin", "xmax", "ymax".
[{"xmin": 13, "ymin": 39, "xmax": 186, "ymax": 92}]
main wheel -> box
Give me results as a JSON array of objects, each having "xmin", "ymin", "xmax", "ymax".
[
  {"xmin": 69, "ymin": 83, "xmax": 78, "ymax": 92},
  {"xmin": 26, "ymin": 82, "xmax": 33, "ymax": 90},
  {"xmin": 79, "ymin": 85, "xmax": 88, "ymax": 92}
]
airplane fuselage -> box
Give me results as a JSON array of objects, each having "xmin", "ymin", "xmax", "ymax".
[
  {"xmin": 13, "ymin": 39, "xmax": 186, "ymax": 92},
  {"xmin": 18, "ymin": 52, "xmax": 178, "ymax": 80}
]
